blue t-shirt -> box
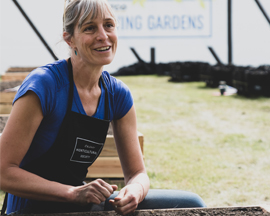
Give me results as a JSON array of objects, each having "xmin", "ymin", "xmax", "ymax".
[{"xmin": 7, "ymin": 59, "xmax": 133, "ymax": 214}]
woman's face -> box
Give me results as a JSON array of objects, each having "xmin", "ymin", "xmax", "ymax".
[{"xmin": 71, "ymin": 10, "xmax": 117, "ymax": 67}]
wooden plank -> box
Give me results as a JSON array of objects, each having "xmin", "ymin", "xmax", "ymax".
[
  {"xmin": 99, "ymin": 133, "xmax": 144, "ymax": 157},
  {"xmin": 261, "ymin": 204, "xmax": 270, "ymax": 213},
  {"xmin": 99, "ymin": 135, "xmax": 118, "ymax": 157},
  {"xmin": 87, "ymin": 157, "xmax": 123, "ymax": 178},
  {"xmin": 6, "ymin": 67, "xmax": 37, "ymax": 72},
  {"xmin": 138, "ymin": 132, "xmax": 144, "ymax": 154},
  {"xmin": 1, "ymin": 72, "xmax": 30, "ymax": 81},
  {"xmin": 0, "ymin": 92, "xmax": 16, "ymax": 103},
  {"xmin": 88, "ymin": 133, "xmax": 144, "ymax": 178},
  {"xmin": 0, "ymin": 104, "xmax": 12, "ymax": 114},
  {"xmin": 0, "ymin": 114, "xmax": 10, "ymax": 117}
]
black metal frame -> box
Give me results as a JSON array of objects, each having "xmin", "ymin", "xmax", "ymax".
[
  {"xmin": 208, "ymin": 47, "xmax": 223, "ymax": 65},
  {"xmin": 228, "ymin": 0, "xmax": 232, "ymax": 65},
  {"xmin": 254, "ymin": 0, "xmax": 270, "ymax": 25},
  {"xmin": 130, "ymin": 48, "xmax": 145, "ymax": 63},
  {"xmin": 12, "ymin": 0, "xmax": 270, "ymax": 65},
  {"xmin": 12, "ymin": 0, "xmax": 58, "ymax": 60},
  {"xmin": 209, "ymin": 0, "xmax": 270, "ymax": 66}
]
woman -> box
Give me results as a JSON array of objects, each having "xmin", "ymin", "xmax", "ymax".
[{"xmin": 0, "ymin": 0, "xmax": 205, "ymax": 215}]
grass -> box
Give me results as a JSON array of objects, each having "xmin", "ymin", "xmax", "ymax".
[
  {"xmin": 122, "ymin": 75, "xmax": 270, "ymax": 207},
  {"xmin": 1, "ymin": 75, "xmax": 270, "ymax": 208}
]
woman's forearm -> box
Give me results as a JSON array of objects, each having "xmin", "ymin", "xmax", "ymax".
[
  {"xmin": 1, "ymin": 165, "xmax": 117, "ymax": 206},
  {"xmin": 0, "ymin": 166, "xmax": 74, "ymax": 203}
]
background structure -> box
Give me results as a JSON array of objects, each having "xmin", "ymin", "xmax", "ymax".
[{"xmin": 0, "ymin": 0, "xmax": 269, "ymax": 75}]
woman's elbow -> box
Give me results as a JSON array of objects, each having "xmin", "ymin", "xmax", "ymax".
[{"xmin": 0, "ymin": 163, "xmax": 18, "ymax": 191}]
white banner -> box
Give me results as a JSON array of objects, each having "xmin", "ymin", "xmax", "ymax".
[{"xmin": 110, "ymin": 0, "xmax": 212, "ymax": 38}]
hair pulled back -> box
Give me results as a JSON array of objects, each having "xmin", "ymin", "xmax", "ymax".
[{"xmin": 63, "ymin": 0, "xmax": 116, "ymax": 40}]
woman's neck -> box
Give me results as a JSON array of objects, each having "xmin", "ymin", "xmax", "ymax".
[{"xmin": 69, "ymin": 57, "xmax": 103, "ymax": 91}]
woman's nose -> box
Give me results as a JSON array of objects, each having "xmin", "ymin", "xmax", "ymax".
[{"xmin": 96, "ymin": 27, "xmax": 108, "ymax": 41}]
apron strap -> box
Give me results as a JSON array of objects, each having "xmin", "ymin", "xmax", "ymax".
[
  {"xmin": 100, "ymin": 75, "xmax": 109, "ymax": 121},
  {"xmin": 67, "ymin": 58, "xmax": 74, "ymax": 112}
]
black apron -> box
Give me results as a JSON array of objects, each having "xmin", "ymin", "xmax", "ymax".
[{"xmin": 2, "ymin": 58, "xmax": 110, "ymax": 214}]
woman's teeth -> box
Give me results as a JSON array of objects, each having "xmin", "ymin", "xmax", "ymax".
[{"xmin": 96, "ymin": 46, "xmax": 110, "ymax": 51}]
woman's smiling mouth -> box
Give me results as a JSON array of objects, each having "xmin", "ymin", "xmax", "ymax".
[{"xmin": 95, "ymin": 46, "xmax": 110, "ymax": 52}]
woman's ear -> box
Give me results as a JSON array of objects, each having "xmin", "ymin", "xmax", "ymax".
[{"xmin": 63, "ymin": 32, "xmax": 73, "ymax": 47}]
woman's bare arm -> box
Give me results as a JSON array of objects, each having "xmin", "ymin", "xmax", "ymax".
[
  {"xmin": 0, "ymin": 91, "xmax": 116, "ymax": 205},
  {"xmin": 110, "ymin": 105, "xmax": 150, "ymax": 215},
  {"xmin": 0, "ymin": 91, "xmax": 74, "ymax": 202}
]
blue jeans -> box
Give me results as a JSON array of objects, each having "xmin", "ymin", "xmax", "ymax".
[{"xmin": 104, "ymin": 189, "xmax": 206, "ymax": 210}]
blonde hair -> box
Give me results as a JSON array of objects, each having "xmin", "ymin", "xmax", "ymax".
[{"xmin": 63, "ymin": 0, "xmax": 116, "ymax": 39}]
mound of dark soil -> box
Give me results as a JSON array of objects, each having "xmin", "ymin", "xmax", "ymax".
[{"xmin": 16, "ymin": 206, "xmax": 270, "ymax": 216}]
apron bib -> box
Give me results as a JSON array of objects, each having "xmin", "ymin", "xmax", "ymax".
[{"xmin": 4, "ymin": 58, "xmax": 110, "ymax": 214}]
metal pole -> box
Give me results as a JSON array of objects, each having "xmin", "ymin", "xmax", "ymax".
[
  {"xmin": 150, "ymin": 48, "xmax": 155, "ymax": 64},
  {"xmin": 130, "ymin": 48, "xmax": 145, "ymax": 63},
  {"xmin": 254, "ymin": 0, "xmax": 270, "ymax": 26},
  {"xmin": 12, "ymin": 0, "xmax": 58, "ymax": 61},
  {"xmin": 208, "ymin": 47, "xmax": 223, "ymax": 65},
  {"xmin": 228, "ymin": 0, "xmax": 232, "ymax": 65}
]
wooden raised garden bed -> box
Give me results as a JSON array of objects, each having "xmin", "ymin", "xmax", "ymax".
[
  {"xmin": 1, "ymin": 67, "xmax": 36, "ymax": 81},
  {"xmin": 87, "ymin": 128, "xmax": 143, "ymax": 178},
  {"xmin": 10, "ymin": 205, "xmax": 270, "ymax": 216},
  {"xmin": 0, "ymin": 80, "xmax": 22, "ymax": 114}
]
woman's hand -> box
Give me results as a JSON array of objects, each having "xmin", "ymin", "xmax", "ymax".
[
  {"xmin": 109, "ymin": 183, "xmax": 144, "ymax": 215},
  {"xmin": 71, "ymin": 179, "xmax": 118, "ymax": 205}
]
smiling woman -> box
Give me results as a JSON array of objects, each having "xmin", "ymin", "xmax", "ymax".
[
  {"xmin": 67, "ymin": 14, "xmax": 117, "ymax": 68},
  {"xmin": 63, "ymin": 0, "xmax": 118, "ymax": 69},
  {"xmin": 0, "ymin": 0, "xmax": 205, "ymax": 215}
]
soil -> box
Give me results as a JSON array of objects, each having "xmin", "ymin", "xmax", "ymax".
[
  {"xmin": 0, "ymin": 116, "xmax": 8, "ymax": 133},
  {"xmin": 169, "ymin": 207, "xmax": 270, "ymax": 216},
  {"xmin": 16, "ymin": 207, "xmax": 270, "ymax": 216},
  {"xmin": 0, "ymin": 80, "xmax": 22, "ymax": 92}
]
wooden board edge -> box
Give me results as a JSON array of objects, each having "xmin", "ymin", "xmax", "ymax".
[{"xmin": 260, "ymin": 204, "xmax": 270, "ymax": 213}]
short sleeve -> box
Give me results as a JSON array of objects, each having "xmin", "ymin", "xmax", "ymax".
[
  {"xmin": 13, "ymin": 67, "xmax": 56, "ymax": 116},
  {"xmin": 113, "ymin": 78, "xmax": 133, "ymax": 120}
]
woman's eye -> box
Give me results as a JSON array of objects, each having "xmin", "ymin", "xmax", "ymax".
[
  {"xmin": 106, "ymin": 23, "xmax": 114, "ymax": 28},
  {"xmin": 84, "ymin": 26, "xmax": 95, "ymax": 31}
]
